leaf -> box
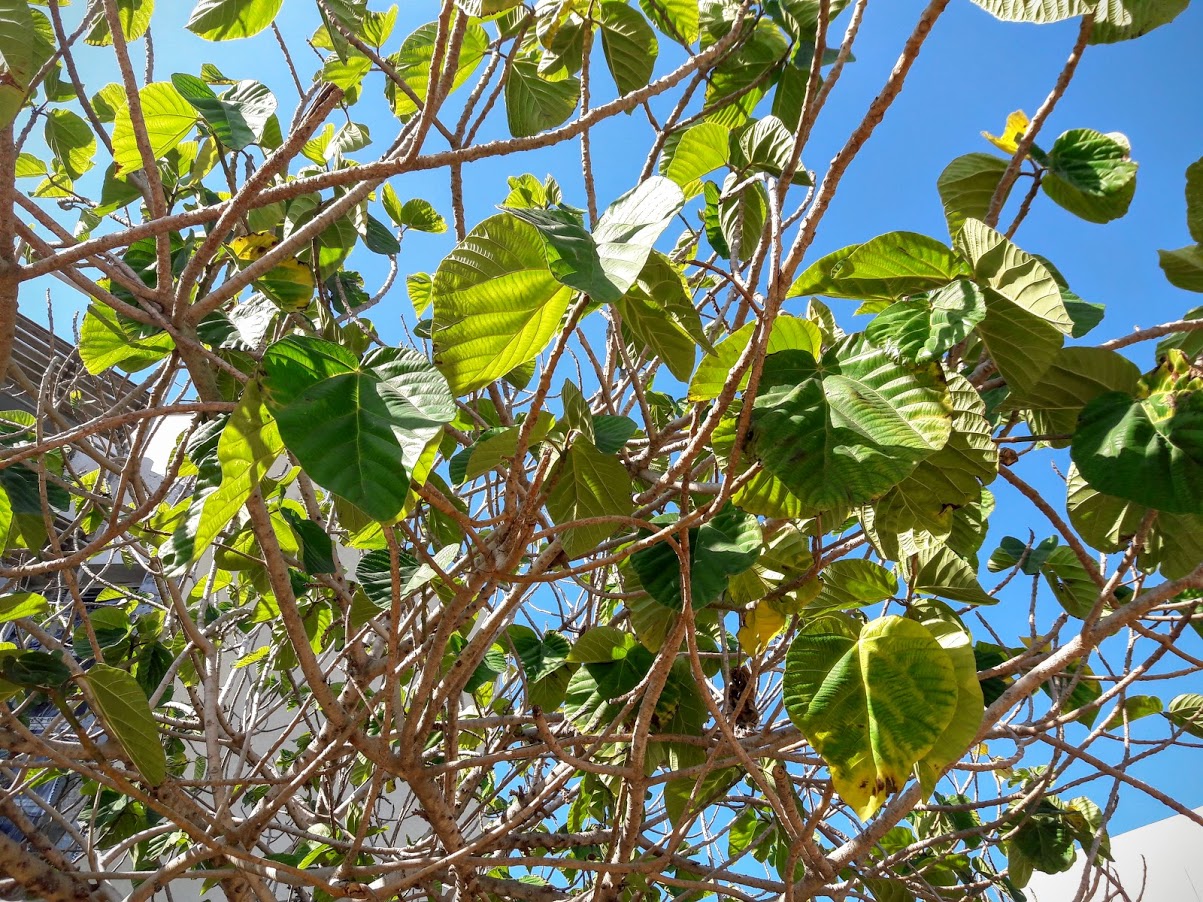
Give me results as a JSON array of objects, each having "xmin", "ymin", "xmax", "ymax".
[
  {"xmin": 661, "ymin": 122, "xmax": 729, "ymax": 197},
  {"xmin": 703, "ymin": 20, "xmax": 786, "ymax": 128},
  {"xmin": 955, "ymin": 219, "xmax": 1071, "ymax": 394},
  {"xmin": 1104, "ymin": 695, "xmax": 1163, "ymax": 729},
  {"xmin": 505, "ymin": 57, "xmax": 579, "ymax": 137},
  {"xmin": 1186, "ymin": 156, "xmax": 1203, "ymax": 245},
  {"xmin": 1042, "ymin": 129, "xmax": 1137, "ymax": 223},
  {"xmin": 79, "ymin": 304, "xmax": 175, "ymax": 375},
  {"xmin": 1159, "ymin": 244, "xmax": 1203, "ymax": 292},
  {"xmin": 431, "ymin": 213, "xmax": 574, "ymax": 394},
  {"xmin": 811, "ymin": 559, "xmax": 898, "ymax": 611},
  {"xmin": 568, "ymin": 625, "xmax": 639, "ymax": 664},
  {"xmin": 191, "ymin": 381, "xmax": 283, "ymax": 563},
  {"xmin": 507, "ymin": 177, "xmax": 684, "ymax": 303},
  {"xmin": 865, "ymin": 280, "xmax": 986, "ymax": 363},
  {"xmin": 459, "ymin": 412, "xmax": 555, "ymax": 481},
  {"xmin": 390, "ymin": 194, "xmax": 447, "ymax": 233},
  {"xmin": 909, "ymin": 600, "xmax": 984, "ymax": 792},
  {"xmin": 86, "ymin": 0, "xmax": 154, "ymax": 45},
  {"xmin": 85, "ymin": 664, "xmax": 167, "ymax": 786},
  {"xmin": 1009, "ymin": 801, "xmax": 1078, "ymax": 874},
  {"xmin": 736, "ymin": 115, "xmax": 795, "ymax": 177},
  {"xmin": 111, "ymin": 82, "xmax": 199, "ymax": 176},
  {"xmin": 0, "ymin": 592, "xmax": 48, "ymax": 623},
  {"xmin": 910, "ymin": 546, "xmax": 996, "ymax": 606},
  {"xmin": 261, "ymin": 337, "xmax": 454, "ymax": 521},
  {"xmin": 982, "ymin": 110, "xmax": 1030, "ymax": 155},
  {"xmin": 788, "ymin": 232, "xmax": 967, "ymax": 303},
  {"xmin": 0, "ymin": 0, "xmax": 35, "ymax": 88},
  {"xmin": 783, "ymin": 614, "xmax": 958, "ymax": 820},
  {"xmin": 937, "ymin": 153, "xmax": 1009, "ymax": 238},
  {"xmin": 873, "ymin": 372, "xmax": 998, "ymax": 537},
  {"xmin": 598, "ymin": 2, "xmax": 657, "ymax": 95},
  {"xmin": 1008, "ymin": 347, "xmax": 1141, "ymax": 447},
  {"xmin": 185, "ymin": 0, "xmax": 283, "ymax": 40},
  {"xmin": 387, "ymin": 20, "xmax": 488, "ymax": 120},
  {"xmin": 689, "ymin": 314, "xmax": 822, "ymax": 402},
  {"xmin": 546, "ymin": 439, "xmax": 633, "ymax": 559},
  {"xmin": 1071, "ymin": 353, "xmax": 1203, "ymax": 515},
  {"xmin": 45, "ymin": 109, "xmax": 96, "ymax": 181},
  {"xmin": 1166, "ymin": 693, "xmax": 1203, "ymax": 738},
  {"xmin": 967, "ymin": 0, "xmax": 1090, "ymax": 22},
  {"xmin": 1090, "ymin": 0, "xmax": 1188, "ymax": 43},
  {"xmin": 171, "ymin": 74, "xmax": 277, "ymax": 150},
  {"xmin": 630, "ymin": 504, "xmax": 761, "ymax": 610},
  {"xmin": 616, "ymin": 252, "xmax": 706, "ymax": 381},
  {"xmin": 750, "ymin": 336, "xmax": 953, "ymax": 513},
  {"xmin": 639, "ymin": 0, "xmax": 699, "ymax": 43}
]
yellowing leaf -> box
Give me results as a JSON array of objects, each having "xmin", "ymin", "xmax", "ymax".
[
  {"xmin": 229, "ymin": 231, "xmax": 280, "ymax": 262},
  {"xmin": 738, "ymin": 601, "xmax": 787, "ymax": 655},
  {"xmin": 982, "ymin": 110, "xmax": 1029, "ymax": 155}
]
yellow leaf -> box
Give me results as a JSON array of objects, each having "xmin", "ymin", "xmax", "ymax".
[
  {"xmin": 981, "ymin": 110, "xmax": 1029, "ymax": 155},
  {"xmin": 738, "ymin": 600, "xmax": 787, "ymax": 655},
  {"xmin": 229, "ymin": 231, "xmax": 280, "ymax": 262},
  {"xmin": 256, "ymin": 259, "xmax": 315, "ymax": 311}
]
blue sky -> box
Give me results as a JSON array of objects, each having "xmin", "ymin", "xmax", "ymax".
[{"xmin": 35, "ymin": 0, "xmax": 1203, "ymax": 835}]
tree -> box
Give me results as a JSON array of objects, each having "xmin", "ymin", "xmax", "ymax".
[{"xmin": 0, "ymin": 0, "xmax": 1200, "ymax": 899}]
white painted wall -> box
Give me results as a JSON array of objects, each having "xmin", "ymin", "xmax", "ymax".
[{"xmin": 1027, "ymin": 807, "xmax": 1203, "ymax": 901}]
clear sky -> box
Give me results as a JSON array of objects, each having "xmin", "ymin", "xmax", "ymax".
[{"xmin": 34, "ymin": 0, "xmax": 1203, "ymax": 836}]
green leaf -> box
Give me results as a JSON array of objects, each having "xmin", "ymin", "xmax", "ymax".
[
  {"xmin": 171, "ymin": 74, "xmax": 277, "ymax": 150},
  {"xmin": 1042, "ymin": 129, "xmax": 1137, "ymax": 223},
  {"xmin": 910, "ymin": 546, "xmax": 996, "ymax": 605},
  {"xmin": 79, "ymin": 304, "xmax": 175, "ymax": 375},
  {"xmin": 615, "ymin": 252, "xmax": 707, "ymax": 382},
  {"xmin": 1158, "ymin": 244, "xmax": 1203, "ymax": 292},
  {"xmin": 547, "ymin": 439, "xmax": 633, "ymax": 559},
  {"xmin": 639, "ymin": 0, "xmax": 699, "ymax": 43},
  {"xmin": 873, "ymin": 372, "xmax": 998, "ymax": 537},
  {"xmin": 387, "ymin": 20, "xmax": 488, "ymax": 120},
  {"xmin": 1104, "ymin": 694, "xmax": 1163, "ymax": 729},
  {"xmin": 599, "ymin": 2, "xmax": 657, "ymax": 95},
  {"xmin": 85, "ymin": 664, "xmax": 167, "ymax": 786},
  {"xmin": 968, "ymin": 0, "xmax": 1090, "ymax": 22},
  {"xmin": 185, "ymin": 0, "xmax": 283, "ymax": 40},
  {"xmin": 703, "ymin": 20, "xmax": 787, "ymax": 128},
  {"xmin": 261, "ymin": 337, "xmax": 454, "ymax": 521},
  {"xmin": 1009, "ymin": 801, "xmax": 1078, "ymax": 874},
  {"xmin": 506, "ymin": 177, "xmax": 684, "ymax": 303},
  {"xmin": 389, "ymin": 193, "xmax": 447, "ymax": 233},
  {"xmin": 1166, "ymin": 693, "xmax": 1203, "ymax": 738},
  {"xmin": 1071, "ymin": 353, "xmax": 1203, "ymax": 515},
  {"xmin": 568, "ymin": 625, "xmax": 641, "ymax": 664},
  {"xmin": 45, "ymin": 109, "xmax": 96, "ymax": 181},
  {"xmin": 788, "ymin": 232, "xmax": 967, "ymax": 303},
  {"xmin": 955, "ymin": 219, "xmax": 1071, "ymax": 394},
  {"xmin": 735, "ymin": 115, "xmax": 795, "ymax": 177},
  {"xmin": 630, "ymin": 504, "xmax": 761, "ymax": 610},
  {"xmin": 111, "ymin": 82, "xmax": 199, "ymax": 176},
  {"xmin": 1, "ymin": 650, "xmax": 71, "ymax": 691},
  {"xmin": 937, "ymin": 153, "xmax": 1009, "ymax": 238},
  {"xmin": 0, "ymin": 592, "xmax": 47, "ymax": 623},
  {"xmin": 783, "ymin": 614, "xmax": 958, "ymax": 819},
  {"xmin": 0, "ymin": 0, "xmax": 35, "ymax": 88},
  {"xmin": 1090, "ymin": 0, "xmax": 1188, "ymax": 43},
  {"xmin": 665, "ymin": 769, "xmax": 740, "ymax": 828},
  {"xmin": 1008, "ymin": 347, "xmax": 1141, "ymax": 448},
  {"xmin": 865, "ymin": 280, "xmax": 986, "ymax": 363},
  {"xmin": 86, "ymin": 0, "xmax": 154, "ymax": 45},
  {"xmin": 191, "ymin": 381, "xmax": 283, "ymax": 563},
  {"xmin": 689, "ymin": 314, "xmax": 821, "ymax": 402},
  {"xmin": 661, "ymin": 122, "xmax": 729, "ymax": 198},
  {"xmin": 431, "ymin": 213, "xmax": 574, "ymax": 395},
  {"xmin": 505, "ymin": 57, "xmax": 579, "ymax": 137},
  {"xmin": 909, "ymin": 600, "xmax": 984, "ymax": 792},
  {"xmin": 811, "ymin": 559, "xmax": 898, "ymax": 611},
  {"xmin": 1185, "ymin": 156, "xmax": 1203, "ymax": 245},
  {"xmin": 750, "ymin": 336, "xmax": 953, "ymax": 513}
]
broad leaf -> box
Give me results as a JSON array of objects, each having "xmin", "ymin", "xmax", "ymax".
[
  {"xmin": 85, "ymin": 664, "xmax": 167, "ymax": 786},
  {"xmin": 750, "ymin": 336, "xmax": 953, "ymax": 513},
  {"xmin": 1090, "ymin": 0, "xmax": 1189, "ymax": 42},
  {"xmin": 387, "ymin": 20, "xmax": 488, "ymax": 120},
  {"xmin": 111, "ymin": 82, "xmax": 199, "ymax": 175},
  {"xmin": 661, "ymin": 122, "xmax": 730, "ymax": 197},
  {"xmin": 937, "ymin": 153, "xmax": 1009, "ymax": 237},
  {"xmin": 79, "ymin": 305, "xmax": 174, "ymax": 375},
  {"xmin": 1042, "ymin": 129, "xmax": 1137, "ymax": 223},
  {"xmin": 865, "ymin": 280, "xmax": 986, "ymax": 363},
  {"xmin": 45, "ymin": 109, "xmax": 96, "ymax": 180},
  {"xmin": 506, "ymin": 57, "xmax": 579, "ymax": 137},
  {"xmin": 262, "ymin": 337, "xmax": 454, "ymax": 521},
  {"xmin": 599, "ymin": 2, "xmax": 657, "ymax": 95},
  {"xmin": 689, "ymin": 314, "xmax": 822, "ymax": 402},
  {"xmin": 789, "ymin": 232, "xmax": 967, "ymax": 303},
  {"xmin": 1008, "ymin": 347, "xmax": 1140, "ymax": 447},
  {"xmin": 968, "ymin": 0, "xmax": 1090, "ymax": 22},
  {"xmin": 783, "ymin": 614, "xmax": 958, "ymax": 819},
  {"xmin": 171, "ymin": 74, "xmax": 277, "ymax": 150},
  {"xmin": 546, "ymin": 439, "xmax": 634, "ymax": 559},
  {"xmin": 431, "ymin": 213, "xmax": 574, "ymax": 394},
  {"xmin": 186, "ymin": 0, "xmax": 283, "ymax": 40}
]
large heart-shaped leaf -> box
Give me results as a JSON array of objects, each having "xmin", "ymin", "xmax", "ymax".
[
  {"xmin": 937, "ymin": 153, "xmax": 1009, "ymax": 238},
  {"xmin": 1090, "ymin": 0, "xmax": 1189, "ymax": 43},
  {"xmin": 387, "ymin": 20, "xmax": 488, "ymax": 120},
  {"xmin": 598, "ymin": 2, "xmax": 658, "ymax": 95},
  {"xmin": 865, "ymin": 280, "xmax": 986, "ymax": 363},
  {"xmin": 431, "ymin": 213, "xmax": 574, "ymax": 395},
  {"xmin": 262, "ymin": 337, "xmax": 454, "ymax": 521},
  {"xmin": 783, "ymin": 614, "xmax": 958, "ymax": 819},
  {"xmin": 112, "ymin": 82, "xmax": 199, "ymax": 175},
  {"xmin": 789, "ymin": 232, "xmax": 967, "ymax": 304},
  {"xmin": 505, "ymin": 57, "xmax": 579, "ymax": 137},
  {"xmin": 750, "ymin": 336, "xmax": 952, "ymax": 513},
  {"xmin": 186, "ymin": 0, "xmax": 284, "ymax": 40},
  {"xmin": 546, "ymin": 438, "xmax": 633, "ymax": 559},
  {"xmin": 171, "ymin": 74, "xmax": 277, "ymax": 150}
]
